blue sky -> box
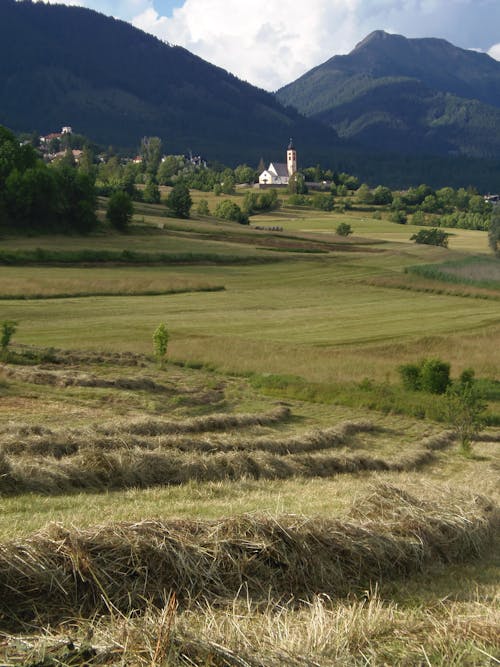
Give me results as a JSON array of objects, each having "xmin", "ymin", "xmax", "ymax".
[{"xmin": 40, "ymin": 1, "xmax": 500, "ymax": 90}]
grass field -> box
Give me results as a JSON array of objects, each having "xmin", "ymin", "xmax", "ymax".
[{"xmin": 0, "ymin": 195, "xmax": 498, "ymax": 665}]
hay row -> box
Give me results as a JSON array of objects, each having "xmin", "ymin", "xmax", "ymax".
[
  {"xmin": 12, "ymin": 344, "xmax": 145, "ymax": 366},
  {"xmin": 0, "ymin": 363, "xmax": 167, "ymax": 392},
  {"xmin": 0, "ymin": 431, "xmax": 454, "ymax": 496},
  {"xmin": 0, "ymin": 419, "xmax": 375, "ymax": 459},
  {"xmin": 96, "ymin": 405, "xmax": 292, "ymax": 436},
  {"xmin": 0, "ymin": 406, "xmax": 291, "ymax": 440},
  {"xmin": 0, "ymin": 485, "xmax": 496, "ymax": 630}
]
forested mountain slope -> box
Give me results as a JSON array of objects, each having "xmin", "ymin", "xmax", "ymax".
[
  {"xmin": 277, "ymin": 31, "xmax": 500, "ymax": 158},
  {"xmin": 0, "ymin": 0, "xmax": 339, "ymax": 164}
]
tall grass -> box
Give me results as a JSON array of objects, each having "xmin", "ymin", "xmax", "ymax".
[
  {"xmin": 0, "ymin": 248, "xmax": 283, "ymax": 266},
  {"xmin": 406, "ymin": 256, "xmax": 500, "ymax": 289}
]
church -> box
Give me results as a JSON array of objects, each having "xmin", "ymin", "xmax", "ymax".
[{"xmin": 258, "ymin": 139, "xmax": 297, "ymax": 186}]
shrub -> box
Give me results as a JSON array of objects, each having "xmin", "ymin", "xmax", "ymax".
[
  {"xmin": 410, "ymin": 228, "xmax": 450, "ymax": 247},
  {"xmin": 420, "ymin": 359, "xmax": 451, "ymax": 394},
  {"xmin": 398, "ymin": 363, "xmax": 422, "ymax": 391},
  {"xmin": 1, "ymin": 320, "xmax": 17, "ymax": 351},
  {"xmin": 312, "ymin": 193, "xmax": 335, "ymax": 211},
  {"xmin": 444, "ymin": 381, "xmax": 486, "ymax": 455},
  {"xmin": 336, "ymin": 222, "xmax": 352, "ymax": 237},
  {"xmin": 196, "ymin": 199, "xmax": 210, "ymax": 216},
  {"xmin": 389, "ymin": 210, "xmax": 407, "ymax": 224}
]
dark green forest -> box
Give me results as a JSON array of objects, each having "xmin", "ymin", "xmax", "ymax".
[
  {"xmin": 0, "ymin": 0, "xmax": 340, "ymax": 167},
  {"xmin": 0, "ymin": 126, "xmax": 96, "ymax": 234},
  {"xmin": 277, "ymin": 31, "xmax": 500, "ymax": 160}
]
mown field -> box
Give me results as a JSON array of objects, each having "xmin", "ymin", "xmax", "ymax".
[{"xmin": 0, "ymin": 195, "xmax": 498, "ymax": 665}]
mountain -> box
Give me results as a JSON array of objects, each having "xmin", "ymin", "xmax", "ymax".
[
  {"xmin": 0, "ymin": 0, "xmax": 340, "ymax": 165},
  {"xmin": 276, "ymin": 31, "xmax": 500, "ymax": 158}
]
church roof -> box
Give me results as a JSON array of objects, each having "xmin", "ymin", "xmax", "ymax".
[{"xmin": 269, "ymin": 162, "xmax": 289, "ymax": 177}]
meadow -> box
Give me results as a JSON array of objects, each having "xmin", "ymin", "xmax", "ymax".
[{"xmin": 0, "ymin": 194, "xmax": 498, "ymax": 665}]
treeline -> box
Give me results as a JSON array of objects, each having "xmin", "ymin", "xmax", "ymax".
[
  {"xmin": 356, "ymin": 182, "xmax": 493, "ymax": 230},
  {"xmin": 0, "ymin": 126, "xmax": 97, "ymax": 234}
]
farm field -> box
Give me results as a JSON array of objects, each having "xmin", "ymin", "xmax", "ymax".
[{"xmin": 0, "ymin": 196, "xmax": 499, "ymax": 665}]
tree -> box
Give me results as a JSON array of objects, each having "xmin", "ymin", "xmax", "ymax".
[
  {"xmin": 140, "ymin": 136, "xmax": 162, "ymax": 179},
  {"xmin": 410, "ymin": 228, "xmax": 449, "ymax": 247},
  {"xmin": 166, "ymin": 183, "xmax": 192, "ymax": 218},
  {"xmin": 287, "ymin": 172, "xmax": 308, "ymax": 195},
  {"xmin": 106, "ymin": 190, "xmax": 133, "ymax": 231},
  {"xmin": 220, "ymin": 169, "xmax": 236, "ymax": 194},
  {"xmin": 356, "ymin": 183, "xmax": 374, "ymax": 204},
  {"xmin": 444, "ymin": 381, "xmax": 486, "ymax": 455},
  {"xmin": 143, "ymin": 177, "xmax": 161, "ymax": 204},
  {"xmin": 234, "ymin": 164, "xmax": 255, "ymax": 184},
  {"xmin": 153, "ymin": 323, "xmax": 169, "ymax": 369},
  {"xmin": 196, "ymin": 198, "xmax": 210, "ymax": 216},
  {"xmin": 336, "ymin": 222, "xmax": 352, "ymax": 237},
  {"xmin": 372, "ymin": 185, "xmax": 393, "ymax": 205},
  {"xmin": 1, "ymin": 320, "xmax": 17, "ymax": 353},
  {"xmin": 489, "ymin": 207, "xmax": 500, "ymax": 256}
]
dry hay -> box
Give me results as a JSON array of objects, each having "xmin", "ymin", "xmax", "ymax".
[
  {"xmin": 12, "ymin": 344, "xmax": 145, "ymax": 367},
  {"xmin": 0, "ymin": 427, "xmax": 454, "ymax": 496},
  {"xmin": 0, "ymin": 485, "xmax": 497, "ymax": 631},
  {"xmin": 96, "ymin": 405, "xmax": 292, "ymax": 437},
  {"xmin": 0, "ymin": 418, "xmax": 374, "ymax": 459},
  {"xmin": 0, "ymin": 363, "xmax": 167, "ymax": 392},
  {"xmin": 2, "ymin": 592, "xmax": 499, "ymax": 666}
]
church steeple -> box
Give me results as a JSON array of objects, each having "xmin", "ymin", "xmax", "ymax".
[{"xmin": 287, "ymin": 138, "xmax": 297, "ymax": 177}]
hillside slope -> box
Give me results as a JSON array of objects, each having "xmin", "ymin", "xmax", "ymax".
[
  {"xmin": 0, "ymin": 0, "xmax": 339, "ymax": 164},
  {"xmin": 277, "ymin": 31, "xmax": 500, "ymax": 158}
]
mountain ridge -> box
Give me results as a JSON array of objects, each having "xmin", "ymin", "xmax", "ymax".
[
  {"xmin": 0, "ymin": 0, "xmax": 340, "ymax": 165},
  {"xmin": 276, "ymin": 31, "xmax": 500, "ymax": 158}
]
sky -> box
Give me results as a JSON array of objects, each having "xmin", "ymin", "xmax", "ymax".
[{"xmin": 38, "ymin": 0, "xmax": 500, "ymax": 91}]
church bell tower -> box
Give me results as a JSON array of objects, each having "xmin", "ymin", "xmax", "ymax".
[{"xmin": 287, "ymin": 138, "xmax": 297, "ymax": 177}]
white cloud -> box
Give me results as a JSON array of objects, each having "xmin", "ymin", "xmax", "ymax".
[
  {"xmin": 130, "ymin": 0, "xmax": 500, "ymax": 90},
  {"xmin": 32, "ymin": 0, "xmax": 500, "ymax": 90},
  {"xmin": 488, "ymin": 43, "xmax": 500, "ymax": 61}
]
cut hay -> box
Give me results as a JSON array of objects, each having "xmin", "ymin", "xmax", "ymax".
[
  {"xmin": 0, "ymin": 419, "xmax": 374, "ymax": 458},
  {"xmin": 0, "ymin": 364, "xmax": 166, "ymax": 392},
  {"xmin": 97, "ymin": 405, "xmax": 292, "ymax": 436},
  {"xmin": 0, "ymin": 485, "xmax": 496, "ymax": 631},
  {"xmin": 0, "ymin": 427, "xmax": 454, "ymax": 496}
]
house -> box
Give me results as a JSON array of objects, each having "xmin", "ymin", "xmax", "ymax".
[{"xmin": 258, "ymin": 139, "xmax": 297, "ymax": 186}]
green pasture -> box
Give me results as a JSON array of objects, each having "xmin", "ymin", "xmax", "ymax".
[{"xmin": 1, "ymin": 258, "xmax": 499, "ymax": 383}]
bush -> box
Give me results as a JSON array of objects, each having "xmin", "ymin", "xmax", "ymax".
[
  {"xmin": 399, "ymin": 358, "xmax": 450, "ymax": 394},
  {"xmin": 336, "ymin": 222, "xmax": 352, "ymax": 237},
  {"xmin": 389, "ymin": 210, "xmax": 407, "ymax": 224},
  {"xmin": 196, "ymin": 199, "xmax": 210, "ymax": 216},
  {"xmin": 312, "ymin": 193, "xmax": 335, "ymax": 211},
  {"xmin": 398, "ymin": 363, "xmax": 422, "ymax": 391},
  {"xmin": 420, "ymin": 359, "xmax": 451, "ymax": 394},
  {"xmin": 444, "ymin": 381, "xmax": 486, "ymax": 455},
  {"xmin": 410, "ymin": 228, "xmax": 450, "ymax": 247},
  {"xmin": 1, "ymin": 320, "xmax": 17, "ymax": 351}
]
